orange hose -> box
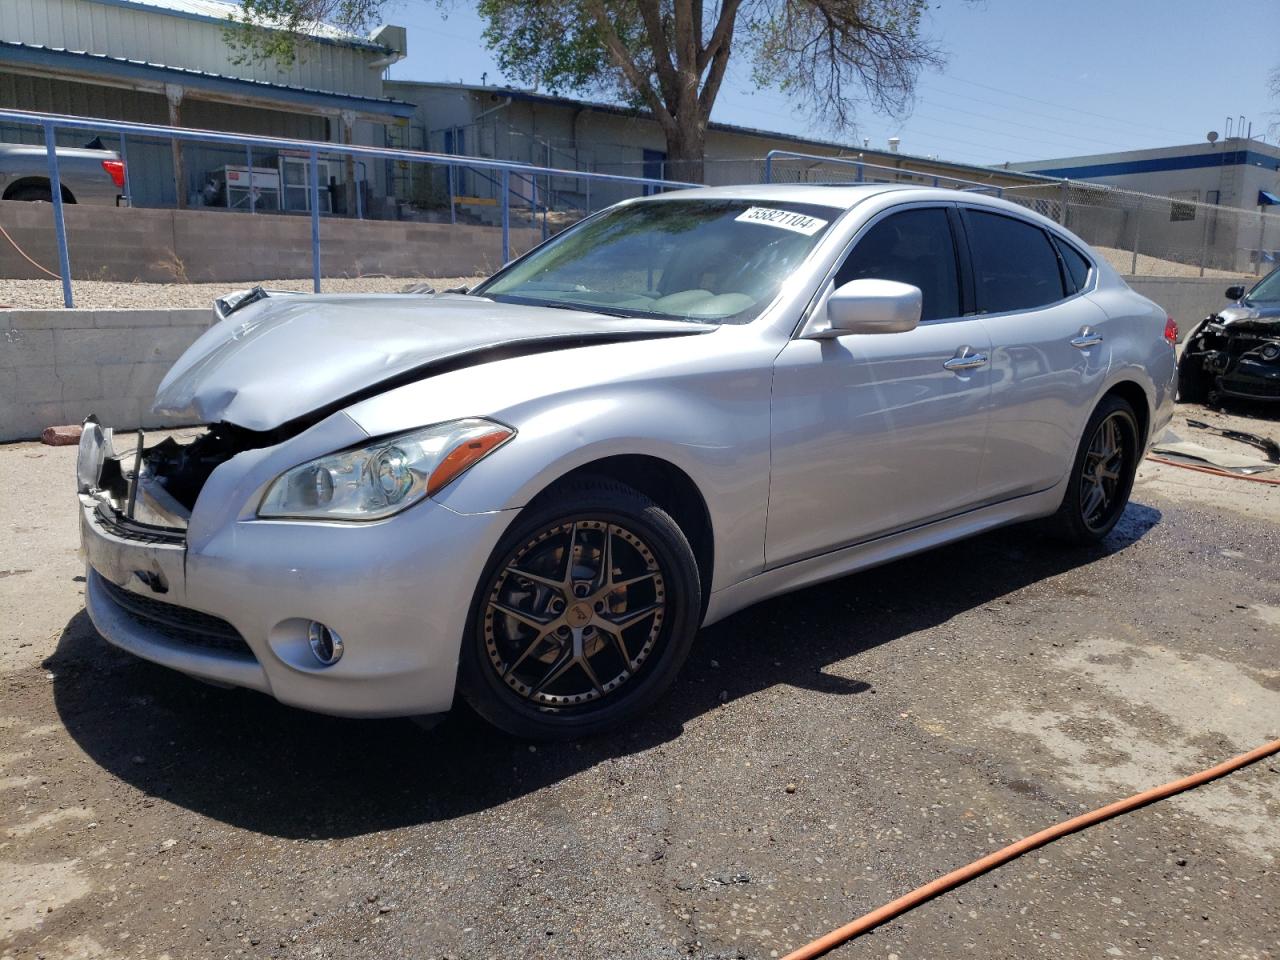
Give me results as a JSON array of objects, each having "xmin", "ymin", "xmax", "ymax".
[
  {"xmin": 1145, "ymin": 455, "xmax": 1280, "ymax": 485},
  {"xmin": 0, "ymin": 215, "xmax": 61, "ymax": 280},
  {"xmin": 781, "ymin": 737, "xmax": 1280, "ymax": 960}
]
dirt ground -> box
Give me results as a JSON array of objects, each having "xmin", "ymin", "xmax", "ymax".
[{"xmin": 1, "ymin": 403, "xmax": 1278, "ymax": 960}]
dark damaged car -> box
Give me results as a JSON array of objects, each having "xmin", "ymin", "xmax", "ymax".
[{"xmin": 1178, "ymin": 270, "xmax": 1280, "ymax": 404}]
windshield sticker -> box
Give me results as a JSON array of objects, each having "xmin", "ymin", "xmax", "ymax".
[{"xmin": 734, "ymin": 207, "xmax": 829, "ymax": 235}]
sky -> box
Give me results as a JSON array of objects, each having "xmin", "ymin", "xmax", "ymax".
[{"xmin": 383, "ymin": 0, "xmax": 1276, "ymax": 168}]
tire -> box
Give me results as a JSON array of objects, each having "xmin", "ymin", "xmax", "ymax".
[
  {"xmin": 1048, "ymin": 395, "xmax": 1141, "ymax": 545},
  {"xmin": 456, "ymin": 477, "xmax": 701, "ymax": 740},
  {"xmin": 1177, "ymin": 351, "xmax": 1210, "ymax": 404},
  {"xmin": 6, "ymin": 185, "xmax": 53, "ymax": 203}
]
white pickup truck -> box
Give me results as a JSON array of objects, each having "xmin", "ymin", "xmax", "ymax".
[{"xmin": 0, "ymin": 136, "xmax": 127, "ymax": 206}]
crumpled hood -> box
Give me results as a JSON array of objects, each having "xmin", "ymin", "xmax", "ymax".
[
  {"xmin": 154, "ymin": 293, "xmax": 714, "ymax": 431},
  {"xmin": 1217, "ymin": 303, "xmax": 1280, "ymax": 324},
  {"xmin": 1210, "ymin": 303, "xmax": 1280, "ymax": 338}
]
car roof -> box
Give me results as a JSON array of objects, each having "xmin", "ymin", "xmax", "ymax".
[{"xmin": 637, "ymin": 182, "xmax": 1071, "ymax": 236}]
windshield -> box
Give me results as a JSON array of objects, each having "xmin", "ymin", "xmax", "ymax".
[
  {"xmin": 1245, "ymin": 267, "xmax": 1280, "ymax": 304},
  {"xmin": 473, "ymin": 198, "xmax": 842, "ymax": 324}
]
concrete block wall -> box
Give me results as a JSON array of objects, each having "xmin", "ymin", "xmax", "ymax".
[
  {"xmin": 0, "ymin": 200, "xmax": 543, "ymax": 283},
  {"xmin": 1124, "ymin": 276, "xmax": 1234, "ymax": 334},
  {"xmin": 1, "ymin": 308, "xmax": 212, "ymax": 441}
]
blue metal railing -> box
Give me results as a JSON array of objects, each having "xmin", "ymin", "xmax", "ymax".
[
  {"xmin": 0, "ymin": 108, "xmax": 697, "ymax": 307},
  {"xmin": 763, "ymin": 149, "xmax": 1007, "ymax": 196}
]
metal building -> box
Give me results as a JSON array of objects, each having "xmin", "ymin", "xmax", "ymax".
[
  {"xmin": 1011, "ymin": 139, "xmax": 1280, "ymax": 272},
  {"xmin": 382, "ymin": 80, "xmax": 1045, "ymax": 215},
  {"xmin": 0, "ymin": 0, "xmax": 412, "ymax": 210},
  {"xmin": 1010, "ymin": 139, "xmax": 1280, "ymax": 211}
]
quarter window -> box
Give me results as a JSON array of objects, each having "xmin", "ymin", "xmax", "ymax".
[
  {"xmin": 834, "ymin": 208, "xmax": 962, "ymax": 322},
  {"xmin": 963, "ymin": 210, "xmax": 1066, "ymax": 313},
  {"xmin": 1054, "ymin": 237, "xmax": 1092, "ymax": 293}
]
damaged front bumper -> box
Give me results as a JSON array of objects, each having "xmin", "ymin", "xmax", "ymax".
[
  {"xmin": 1180, "ymin": 317, "xmax": 1280, "ymax": 402},
  {"xmin": 76, "ymin": 415, "xmax": 517, "ymax": 719}
]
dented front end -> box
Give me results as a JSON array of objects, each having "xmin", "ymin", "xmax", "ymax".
[{"xmin": 1180, "ymin": 314, "xmax": 1280, "ymax": 402}]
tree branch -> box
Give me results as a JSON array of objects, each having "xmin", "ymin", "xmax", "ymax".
[
  {"xmin": 697, "ymin": 0, "xmax": 742, "ymax": 74},
  {"xmin": 584, "ymin": 0, "xmax": 677, "ymax": 131},
  {"xmin": 635, "ymin": 0, "xmax": 681, "ymax": 105}
]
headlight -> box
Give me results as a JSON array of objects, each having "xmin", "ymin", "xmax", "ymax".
[{"xmin": 258, "ymin": 418, "xmax": 513, "ymax": 521}]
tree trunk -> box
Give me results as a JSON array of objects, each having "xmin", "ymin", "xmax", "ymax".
[{"xmin": 663, "ymin": 116, "xmax": 706, "ymax": 184}]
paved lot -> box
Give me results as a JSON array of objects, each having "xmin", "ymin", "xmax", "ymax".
[{"xmin": 1, "ymin": 405, "xmax": 1278, "ymax": 960}]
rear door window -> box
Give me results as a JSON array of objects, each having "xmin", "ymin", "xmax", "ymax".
[
  {"xmin": 1053, "ymin": 236, "xmax": 1092, "ymax": 293},
  {"xmin": 962, "ymin": 210, "xmax": 1067, "ymax": 313},
  {"xmin": 834, "ymin": 207, "xmax": 962, "ymax": 322}
]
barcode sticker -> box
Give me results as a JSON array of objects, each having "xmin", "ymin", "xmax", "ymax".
[{"xmin": 734, "ymin": 207, "xmax": 829, "ymax": 235}]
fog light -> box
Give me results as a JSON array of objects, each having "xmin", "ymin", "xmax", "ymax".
[{"xmin": 307, "ymin": 621, "xmax": 344, "ymax": 666}]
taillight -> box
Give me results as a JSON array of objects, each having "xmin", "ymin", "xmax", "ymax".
[
  {"xmin": 1163, "ymin": 315, "xmax": 1178, "ymax": 345},
  {"xmin": 101, "ymin": 159, "xmax": 125, "ymax": 189}
]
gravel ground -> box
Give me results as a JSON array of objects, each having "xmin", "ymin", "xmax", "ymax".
[
  {"xmin": 1, "ymin": 405, "xmax": 1278, "ymax": 960},
  {"xmin": 1093, "ymin": 248, "xmax": 1252, "ymax": 280},
  {"xmin": 0, "ymin": 277, "xmax": 487, "ymax": 311}
]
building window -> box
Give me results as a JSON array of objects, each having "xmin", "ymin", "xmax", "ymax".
[{"xmin": 1170, "ymin": 189, "xmax": 1198, "ymax": 222}]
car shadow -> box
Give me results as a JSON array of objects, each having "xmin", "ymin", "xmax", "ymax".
[{"xmin": 46, "ymin": 502, "xmax": 1161, "ymax": 839}]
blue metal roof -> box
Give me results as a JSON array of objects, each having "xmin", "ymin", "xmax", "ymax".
[
  {"xmin": 1023, "ymin": 150, "xmax": 1280, "ymax": 180},
  {"xmin": 0, "ymin": 41, "xmax": 415, "ymax": 119}
]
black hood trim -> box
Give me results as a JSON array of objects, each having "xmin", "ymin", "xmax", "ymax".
[{"xmin": 265, "ymin": 325, "xmax": 715, "ymax": 440}]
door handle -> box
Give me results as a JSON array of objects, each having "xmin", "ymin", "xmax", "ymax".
[
  {"xmin": 1070, "ymin": 330, "xmax": 1104, "ymax": 348},
  {"xmin": 943, "ymin": 352, "xmax": 989, "ymax": 371}
]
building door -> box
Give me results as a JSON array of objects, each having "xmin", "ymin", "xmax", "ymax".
[
  {"xmin": 642, "ymin": 149, "xmax": 666, "ymax": 194},
  {"xmin": 444, "ymin": 127, "xmax": 467, "ymax": 196}
]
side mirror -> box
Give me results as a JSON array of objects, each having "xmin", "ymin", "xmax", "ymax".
[
  {"xmin": 1225, "ymin": 284, "xmax": 1246, "ymax": 302},
  {"xmin": 823, "ymin": 278, "xmax": 922, "ymax": 336}
]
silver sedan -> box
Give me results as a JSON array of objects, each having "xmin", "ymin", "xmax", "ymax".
[{"xmin": 76, "ymin": 184, "xmax": 1177, "ymax": 738}]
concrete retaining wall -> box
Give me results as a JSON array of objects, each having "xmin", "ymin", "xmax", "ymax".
[
  {"xmin": 1124, "ymin": 276, "xmax": 1233, "ymax": 333},
  {"xmin": 0, "ymin": 200, "xmax": 542, "ymax": 282},
  {"xmin": 0, "ymin": 275, "xmax": 1241, "ymax": 443},
  {"xmin": 1, "ymin": 308, "xmax": 211, "ymax": 442}
]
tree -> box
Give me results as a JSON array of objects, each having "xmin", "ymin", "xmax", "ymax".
[{"xmin": 231, "ymin": 0, "xmax": 946, "ymax": 182}]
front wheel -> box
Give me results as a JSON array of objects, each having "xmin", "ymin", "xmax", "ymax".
[
  {"xmin": 1048, "ymin": 395, "xmax": 1141, "ymax": 545},
  {"xmin": 457, "ymin": 477, "xmax": 701, "ymax": 740}
]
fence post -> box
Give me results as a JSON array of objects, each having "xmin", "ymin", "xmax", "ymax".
[
  {"xmin": 1257, "ymin": 210, "xmax": 1266, "ymax": 276},
  {"xmin": 448, "ymin": 164, "xmax": 456, "ymax": 225},
  {"xmin": 764, "ymin": 154, "xmax": 773, "ymax": 183},
  {"xmin": 856, "ymin": 163, "xmax": 864, "ymax": 183},
  {"xmin": 501, "ymin": 169, "xmax": 510, "ymax": 263},
  {"xmin": 309, "ymin": 147, "xmax": 321, "ymax": 293},
  {"xmin": 542, "ymin": 174, "xmax": 549, "ymax": 242},
  {"xmin": 245, "ymin": 145, "xmax": 255, "ymax": 214},
  {"xmin": 1198, "ymin": 206, "xmax": 1210, "ymax": 278},
  {"xmin": 118, "ymin": 132, "xmax": 133, "ymax": 207},
  {"xmin": 1129, "ymin": 211, "xmax": 1141, "ymax": 276},
  {"xmin": 1059, "ymin": 179, "xmax": 1069, "ymax": 227},
  {"xmin": 42, "ymin": 122, "xmax": 74, "ymax": 308}
]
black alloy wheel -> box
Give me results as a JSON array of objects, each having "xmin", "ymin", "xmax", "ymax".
[
  {"xmin": 458, "ymin": 478, "xmax": 700, "ymax": 739},
  {"xmin": 1050, "ymin": 395, "xmax": 1141, "ymax": 544}
]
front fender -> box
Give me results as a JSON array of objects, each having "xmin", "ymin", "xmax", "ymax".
[{"xmin": 430, "ymin": 382, "xmax": 772, "ymax": 593}]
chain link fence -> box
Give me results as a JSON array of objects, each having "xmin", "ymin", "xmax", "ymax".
[
  {"xmin": 1001, "ymin": 182, "xmax": 1278, "ymax": 280},
  {"xmin": 761, "ymin": 153, "xmax": 1279, "ymax": 279}
]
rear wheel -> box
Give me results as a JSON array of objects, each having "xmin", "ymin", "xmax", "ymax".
[
  {"xmin": 6, "ymin": 184, "xmax": 53, "ymax": 202},
  {"xmin": 1049, "ymin": 395, "xmax": 1141, "ymax": 545},
  {"xmin": 457, "ymin": 478, "xmax": 701, "ymax": 740}
]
